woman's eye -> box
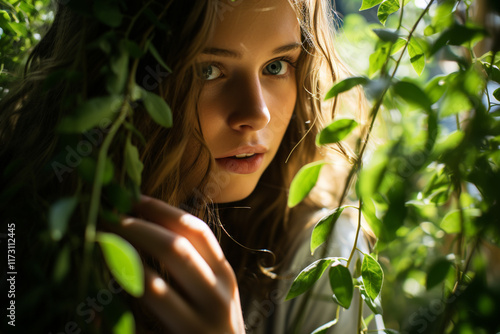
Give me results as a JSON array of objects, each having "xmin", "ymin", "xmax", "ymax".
[
  {"xmin": 202, "ymin": 65, "xmax": 222, "ymax": 80},
  {"xmin": 265, "ymin": 60, "xmax": 288, "ymax": 76}
]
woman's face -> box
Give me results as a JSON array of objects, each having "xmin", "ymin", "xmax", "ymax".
[{"xmin": 197, "ymin": 0, "xmax": 301, "ymax": 203}]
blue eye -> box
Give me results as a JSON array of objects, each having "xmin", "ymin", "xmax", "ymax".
[
  {"xmin": 265, "ymin": 60, "xmax": 288, "ymax": 75},
  {"xmin": 202, "ymin": 65, "xmax": 222, "ymax": 80}
]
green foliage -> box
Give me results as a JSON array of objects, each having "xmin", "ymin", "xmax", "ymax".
[
  {"xmin": 288, "ymin": 161, "xmax": 326, "ymax": 207},
  {"xmin": 286, "ymin": 258, "xmax": 339, "ymax": 300},
  {"xmin": 324, "ymin": 76, "xmax": 369, "ymax": 100},
  {"xmin": 316, "ymin": 118, "xmax": 358, "ymax": 146},
  {"xmin": 57, "ymin": 96, "xmax": 124, "ymax": 133},
  {"xmin": 0, "ymin": 0, "xmax": 53, "ymax": 95},
  {"xmin": 329, "ymin": 264, "xmax": 354, "ymax": 309},
  {"xmin": 361, "ymin": 253, "xmax": 384, "ymax": 301},
  {"xmin": 112, "ymin": 311, "xmax": 135, "ymax": 334},
  {"xmin": 310, "ymin": 206, "xmax": 346, "ymax": 254},
  {"xmin": 287, "ymin": 0, "xmax": 500, "ymax": 332},
  {"xmin": 96, "ymin": 232, "xmax": 144, "ymax": 298}
]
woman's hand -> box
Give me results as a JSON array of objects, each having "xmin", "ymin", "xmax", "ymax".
[{"xmin": 108, "ymin": 195, "xmax": 245, "ymax": 333}]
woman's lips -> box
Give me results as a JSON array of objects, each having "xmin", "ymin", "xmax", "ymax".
[{"xmin": 215, "ymin": 153, "xmax": 264, "ymax": 174}]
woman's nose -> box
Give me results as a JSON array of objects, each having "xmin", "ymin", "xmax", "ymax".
[{"xmin": 227, "ymin": 76, "xmax": 271, "ymax": 132}]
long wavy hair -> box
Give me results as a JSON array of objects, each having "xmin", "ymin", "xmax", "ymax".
[{"xmin": 0, "ymin": 0, "xmax": 363, "ymax": 331}]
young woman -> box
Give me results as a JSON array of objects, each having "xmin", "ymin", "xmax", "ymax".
[{"xmin": 0, "ymin": 0, "xmax": 383, "ymax": 332}]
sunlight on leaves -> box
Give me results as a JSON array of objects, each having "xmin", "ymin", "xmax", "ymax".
[
  {"xmin": 311, "ymin": 318, "xmax": 339, "ymax": 334},
  {"xmin": 360, "ymin": 0, "xmax": 384, "ymax": 11},
  {"xmin": 286, "ymin": 258, "xmax": 335, "ymax": 300},
  {"xmin": 288, "ymin": 161, "xmax": 326, "ymax": 208},
  {"xmin": 97, "ymin": 232, "xmax": 144, "ymax": 297},
  {"xmin": 361, "ymin": 253, "xmax": 384, "ymax": 300},
  {"xmin": 329, "ymin": 264, "xmax": 354, "ymax": 309},
  {"xmin": 112, "ymin": 311, "xmax": 135, "ymax": 334},
  {"xmin": 140, "ymin": 88, "xmax": 173, "ymax": 128},
  {"xmin": 311, "ymin": 206, "xmax": 346, "ymax": 254},
  {"xmin": 125, "ymin": 137, "xmax": 144, "ymax": 186},
  {"xmin": 324, "ymin": 76, "xmax": 369, "ymax": 101},
  {"xmin": 408, "ymin": 37, "xmax": 425, "ymax": 76},
  {"xmin": 378, "ymin": 0, "xmax": 400, "ymax": 26},
  {"xmin": 316, "ymin": 119, "xmax": 358, "ymax": 146}
]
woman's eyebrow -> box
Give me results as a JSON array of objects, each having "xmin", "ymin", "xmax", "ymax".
[{"xmin": 201, "ymin": 42, "xmax": 302, "ymax": 58}]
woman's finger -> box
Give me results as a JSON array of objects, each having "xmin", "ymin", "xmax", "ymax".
[
  {"xmin": 133, "ymin": 195, "xmax": 228, "ymax": 275},
  {"xmin": 140, "ymin": 266, "xmax": 205, "ymax": 333},
  {"xmin": 108, "ymin": 217, "xmax": 232, "ymax": 313}
]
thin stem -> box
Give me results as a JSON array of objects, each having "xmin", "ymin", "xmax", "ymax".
[
  {"xmin": 347, "ymin": 198, "xmax": 363, "ymax": 268},
  {"xmin": 125, "ymin": 0, "xmax": 154, "ymax": 38},
  {"xmin": 454, "ymin": 180, "xmax": 464, "ymax": 285},
  {"xmin": 79, "ymin": 98, "xmax": 130, "ymax": 296},
  {"xmin": 357, "ymin": 291, "xmax": 363, "ymax": 333}
]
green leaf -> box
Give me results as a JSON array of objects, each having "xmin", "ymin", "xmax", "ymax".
[
  {"xmin": 288, "ymin": 161, "xmax": 326, "ymax": 207},
  {"xmin": 494, "ymin": 88, "xmax": 500, "ymax": 101},
  {"xmin": 426, "ymin": 258, "xmax": 453, "ymax": 290},
  {"xmin": 329, "ymin": 264, "xmax": 354, "ymax": 309},
  {"xmin": 311, "ymin": 207, "xmax": 346, "ymax": 254},
  {"xmin": 58, "ymin": 96, "xmax": 123, "ymax": 133},
  {"xmin": 113, "ymin": 311, "xmax": 135, "ymax": 334},
  {"xmin": 97, "ymin": 232, "xmax": 144, "ymax": 297},
  {"xmin": 408, "ymin": 37, "xmax": 425, "ymax": 76},
  {"xmin": 286, "ymin": 258, "xmax": 334, "ymax": 300},
  {"xmin": 391, "ymin": 38, "xmax": 407, "ymax": 55},
  {"xmin": 359, "ymin": 284, "xmax": 383, "ymax": 314},
  {"xmin": 430, "ymin": 23, "xmax": 487, "ymax": 55},
  {"xmin": 311, "ymin": 319, "xmax": 339, "ymax": 334},
  {"xmin": 316, "ymin": 119, "xmax": 358, "ymax": 145},
  {"xmin": 106, "ymin": 184, "xmax": 133, "ymax": 213},
  {"xmin": 483, "ymin": 64, "xmax": 500, "ymax": 84},
  {"xmin": 440, "ymin": 210, "xmax": 461, "ymax": 233},
  {"xmin": 393, "ymin": 80, "xmax": 432, "ymax": 111},
  {"xmin": 324, "ymin": 76, "xmax": 369, "ymax": 100},
  {"xmin": 360, "ymin": 0, "xmax": 384, "ymax": 10},
  {"xmin": 140, "ymin": 89, "xmax": 173, "ymax": 128},
  {"xmin": 53, "ymin": 245, "xmax": 71, "ymax": 283},
  {"xmin": 361, "ymin": 254, "xmax": 384, "ymax": 300},
  {"xmin": 93, "ymin": 1, "xmax": 123, "ymax": 28},
  {"xmin": 373, "ymin": 28, "xmax": 399, "ymax": 43},
  {"xmin": 378, "ymin": 0, "xmax": 400, "ymax": 25},
  {"xmin": 369, "ymin": 44, "xmax": 390, "ymax": 77},
  {"xmin": 149, "ymin": 43, "xmax": 172, "ymax": 72},
  {"xmin": 77, "ymin": 157, "xmax": 114, "ymax": 185},
  {"xmin": 440, "ymin": 90, "xmax": 472, "ymax": 117},
  {"xmin": 107, "ymin": 52, "xmax": 129, "ymax": 95},
  {"xmin": 49, "ymin": 197, "xmax": 79, "ymax": 241},
  {"xmin": 425, "ymin": 74, "xmax": 450, "ymax": 104},
  {"xmin": 439, "ymin": 208, "xmax": 480, "ymax": 235},
  {"xmin": 433, "ymin": 130, "xmax": 464, "ymax": 158},
  {"xmin": 424, "ymin": 0, "xmax": 455, "ymax": 36},
  {"xmin": 125, "ymin": 137, "xmax": 144, "ymax": 186}
]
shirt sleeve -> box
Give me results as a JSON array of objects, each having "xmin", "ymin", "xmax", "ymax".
[{"xmin": 245, "ymin": 213, "xmax": 385, "ymax": 334}]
